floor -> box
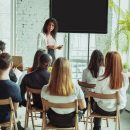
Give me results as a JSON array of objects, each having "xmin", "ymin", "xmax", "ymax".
[{"xmin": 17, "ymin": 107, "xmax": 130, "ymax": 130}]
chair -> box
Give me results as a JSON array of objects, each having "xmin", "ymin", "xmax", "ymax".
[
  {"xmin": 24, "ymin": 87, "xmax": 43, "ymax": 130},
  {"xmin": 42, "ymin": 98, "xmax": 79, "ymax": 130},
  {"xmin": 86, "ymin": 91, "xmax": 120, "ymax": 130},
  {"xmin": 12, "ymin": 56, "xmax": 23, "ymax": 71},
  {"xmin": 0, "ymin": 97, "xmax": 18, "ymax": 130}
]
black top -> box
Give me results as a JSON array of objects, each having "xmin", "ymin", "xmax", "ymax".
[
  {"xmin": 0, "ymin": 80, "xmax": 22, "ymax": 122},
  {"xmin": 20, "ymin": 68, "xmax": 50, "ymax": 108}
]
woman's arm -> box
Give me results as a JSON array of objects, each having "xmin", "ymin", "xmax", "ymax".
[
  {"xmin": 37, "ymin": 33, "xmax": 47, "ymax": 51},
  {"xmin": 78, "ymin": 80, "xmax": 96, "ymax": 88},
  {"xmin": 78, "ymin": 99, "xmax": 86, "ymax": 109},
  {"xmin": 47, "ymin": 44, "xmax": 63, "ymax": 50}
]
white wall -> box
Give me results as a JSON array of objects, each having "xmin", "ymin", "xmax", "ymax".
[
  {"xmin": 16, "ymin": 0, "xmax": 49, "ymax": 67},
  {"xmin": 0, "ymin": 0, "xmax": 11, "ymax": 52}
]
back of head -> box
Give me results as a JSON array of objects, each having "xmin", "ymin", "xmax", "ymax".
[
  {"xmin": 0, "ymin": 40, "xmax": 6, "ymax": 53},
  {"xmin": 32, "ymin": 49, "xmax": 46, "ymax": 71},
  {"xmin": 39, "ymin": 53, "xmax": 51, "ymax": 68},
  {"xmin": 48, "ymin": 57, "xmax": 74, "ymax": 96},
  {"xmin": 104, "ymin": 51, "xmax": 123, "ymax": 89},
  {"xmin": 0, "ymin": 53, "xmax": 12, "ymax": 70},
  {"xmin": 42, "ymin": 18, "xmax": 58, "ymax": 38},
  {"xmin": 88, "ymin": 49, "xmax": 104, "ymax": 78}
]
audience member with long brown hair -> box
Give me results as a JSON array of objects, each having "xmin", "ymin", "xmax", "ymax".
[
  {"xmin": 93, "ymin": 51, "xmax": 129, "ymax": 130},
  {"xmin": 78, "ymin": 50, "xmax": 104, "ymax": 107},
  {"xmin": 27, "ymin": 49, "xmax": 46, "ymax": 73},
  {"xmin": 41, "ymin": 57, "xmax": 86, "ymax": 128},
  {"xmin": 78, "ymin": 49, "xmax": 104, "ymax": 89}
]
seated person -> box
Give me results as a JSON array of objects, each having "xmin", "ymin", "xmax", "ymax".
[
  {"xmin": 41, "ymin": 57, "xmax": 86, "ymax": 128},
  {"xmin": 28, "ymin": 49, "xmax": 46, "ymax": 73},
  {"xmin": 78, "ymin": 50, "xmax": 104, "ymax": 95},
  {"xmin": 93, "ymin": 51, "xmax": 129, "ymax": 130},
  {"xmin": 0, "ymin": 40, "xmax": 17, "ymax": 82},
  {"xmin": 78, "ymin": 50, "xmax": 104, "ymax": 109},
  {"xmin": 20, "ymin": 53, "xmax": 51, "ymax": 108},
  {"xmin": 0, "ymin": 53, "xmax": 23, "ymax": 130}
]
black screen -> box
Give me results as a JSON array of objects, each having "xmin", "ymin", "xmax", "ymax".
[{"xmin": 50, "ymin": 0, "xmax": 108, "ymax": 33}]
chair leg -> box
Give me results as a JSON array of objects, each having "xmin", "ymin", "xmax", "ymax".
[
  {"xmin": 24, "ymin": 111, "xmax": 29, "ymax": 130},
  {"xmin": 13, "ymin": 116, "xmax": 18, "ymax": 130},
  {"xmin": 31, "ymin": 112, "xmax": 35, "ymax": 130},
  {"xmin": 118, "ymin": 115, "xmax": 120, "ymax": 130},
  {"xmin": 106, "ymin": 118, "xmax": 109, "ymax": 127},
  {"xmin": 35, "ymin": 112, "xmax": 37, "ymax": 120},
  {"xmin": 86, "ymin": 115, "xmax": 88, "ymax": 130},
  {"xmin": 115, "ymin": 117, "xmax": 118, "ymax": 130},
  {"xmin": 90, "ymin": 117, "xmax": 93, "ymax": 130}
]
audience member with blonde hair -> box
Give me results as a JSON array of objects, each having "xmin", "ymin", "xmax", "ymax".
[
  {"xmin": 93, "ymin": 51, "xmax": 129, "ymax": 130},
  {"xmin": 41, "ymin": 57, "xmax": 86, "ymax": 128}
]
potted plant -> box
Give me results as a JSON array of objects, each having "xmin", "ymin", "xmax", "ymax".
[
  {"xmin": 109, "ymin": 0, "xmax": 130, "ymax": 52},
  {"xmin": 123, "ymin": 63, "xmax": 129, "ymax": 72},
  {"xmin": 109, "ymin": 0, "xmax": 130, "ymax": 67}
]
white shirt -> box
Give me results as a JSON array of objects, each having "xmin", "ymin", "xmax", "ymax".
[
  {"xmin": 41, "ymin": 84, "xmax": 84, "ymax": 114},
  {"xmin": 46, "ymin": 35, "xmax": 56, "ymax": 46},
  {"xmin": 37, "ymin": 33, "xmax": 47, "ymax": 51},
  {"xmin": 94, "ymin": 73, "xmax": 129, "ymax": 112},
  {"xmin": 82, "ymin": 66, "xmax": 105, "ymax": 94}
]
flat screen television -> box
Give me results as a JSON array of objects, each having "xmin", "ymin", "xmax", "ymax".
[{"xmin": 50, "ymin": 0, "xmax": 108, "ymax": 33}]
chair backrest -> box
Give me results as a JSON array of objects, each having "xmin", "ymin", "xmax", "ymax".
[
  {"xmin": 0, "ymin": 97, "xmax": 17, "ymax": 129},
  {"xmin": 86, "ymin": 91, "xmax": 120, "ymax": 130},
  {"xmin": 12, "ymin": 56, "xmax": 23, "ymax": 71},
  {"xmin": 87, "ymin": 91, "xmax": 120, "ymax": 116},
  {"xmin": 42, "ymin": 98, "xmax": 78, "ymax": 129},
  {"xmin": 26, "ymin": 87, "xmax": 42, "ymax": 102},
  {"xmin": 0, "ymin": 97, "xmax": 14, "ymax": 110},
  {"xmin": 87, "ymin": 91, "xmax": 120, "ymax": 104},
  {"xmin": 26, "ymin": 87, "xmax": 41, "ymax": 95},
  {"xmin": 26, "ymin": 87, "xmax": 42, "ymax": 107}
]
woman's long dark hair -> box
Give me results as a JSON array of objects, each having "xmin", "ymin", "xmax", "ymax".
[
  {"xmin": 88, "ymin": 50, "xmax": 104, "ymax": 78},
  {"xmin": 42, "ymin": 18, "xmax": 58, "ymax": 39},
  {"xmin": 32, "ymin": 49, "xmax": 46, "ymax": 71}
]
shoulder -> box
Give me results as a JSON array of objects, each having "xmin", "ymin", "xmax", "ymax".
[
  {"xmin": 38, "ymin": 32, "xmax": 46, "ymax": 38},
  {"xmin": 83, "ymin": 68, "xmax": 91, "ymax": 75},
  {"xmin": 122, "ymin": 72, "xmax": 129, "ymax": 85},
  {"xmin": 5, "ymin": 80, "xmax": 20, "ymax": 90},
  {"xmin": 122, "ymin": 72, "xmax": 129, "ymax": 79}
]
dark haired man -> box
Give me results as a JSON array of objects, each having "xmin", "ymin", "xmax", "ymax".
[
  {"xmin": 0, "ymin": 53, "xmax": 23, "ymax": 130},
  {"xmin": 0, "ymin": 40, "xmax": 17, "ymax": 82},
  {"xmin": 20, "ymin": 53, "xmax": 51, "ymax": 108}
]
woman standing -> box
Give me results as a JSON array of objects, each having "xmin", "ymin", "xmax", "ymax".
[
  {"xmin": 41, "ymin": 57, "xmax": 86, "ymax": 127},
  {"xmin": 37, "ymin": 18, "xmax": 63, "ymax": 64}
]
